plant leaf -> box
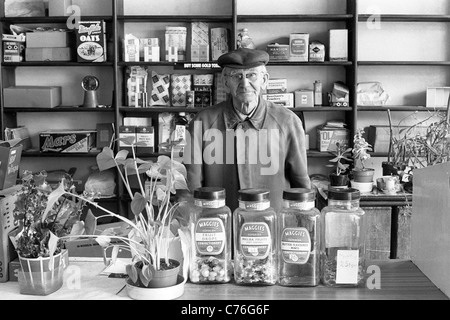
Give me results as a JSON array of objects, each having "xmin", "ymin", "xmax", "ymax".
[
  {"xmin": 131, "ymin": 192, "xmax": 147, "ymax": 217},
  {"xmin": 48, "ymin": 231, "xmax": 59, "ymax": 257},
  {"xmin": 117, "ymin": 136, "xmax": 136, "ymax": 146},
  {"xmin": 42, "ymin": 180, "xmax": 65, "ymax": 222},
  {"xmin": 139, "ymin": 264, "xmax": 153, "ymax": 287},
  {"xmin": 96, "ymin": 147, "xmax": 117, "ymax": 171},
  {"xmin": 111, "ymin": 246, "xmax": 119, "ymax": 265},
  {"xmin": 126, "ymin": 264, "xmax": 138, "ymax": 284},
  {"xmin": 95, "ymin": 235, "xmax": 111, "ymax": 247},
  {"xmin": 69, "ymin": 221, "xmax": 86, "ymax": 236},
  {"xmin": 84, "ymin": 209, "xmax": 97, "ymax": 235}
]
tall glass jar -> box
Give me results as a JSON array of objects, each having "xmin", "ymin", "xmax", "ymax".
[
  {"xmin": 189, "ymin": 187, "xmax": 232, "ymax": 284},
  {"xmin": 278, "ymin": 188, "xmax": 321, "ymax": 287},
  {"xmin": 233, "ymin": 189, "xmax": 277, "ymax": 285},
  {"xmin": 320, "ymin": 188, "xmax": 366, "ymax": 287}
]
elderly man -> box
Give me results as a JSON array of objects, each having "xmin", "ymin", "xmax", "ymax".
[{"xmin": 183, "ymin": 48, "xmax": 310, "ymax": 212}]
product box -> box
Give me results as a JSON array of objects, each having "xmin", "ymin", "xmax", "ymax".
[
  {"xmin": 123, "ymin": 34, "xmax": 140, "ymax": 62},
  {"xmin": 96, "ymin": 123, "xmax": 114, "ymax": 149},
  {"xmin": 76, "ymin": 20, "xmax": 107, "ymax": 62},
  {"xmin": 142, "ymin": 38, "xmax": 160, "ymax": 62},
  {"xmin": 48, "ymin": 0, "xmax": 72, "ymax": 16},
  {"xmin": 3, "ymin": 86, "xmax": 62, "ymax": 108},
  {"xmin": 119, "ymin": 125, "xmax": 136, "ymax": 153},
  {"xmin": 309, "ymin": 41, "xmax": 325, "ymax": 62},
  {"xmin": 263, "ymin": 93, "xmax": 294, "ymax": 108},
  {"xmin": 289, "ymin": 33, "xmax": 309, "ymax": 62},
  {"xmin": 39, "ymin": 130, "xmax": 96, "ymax": 153},
  {"xmin": 191, "ymin": 21, "xmax": 209, "ymax": 61},
  {"xmin": 317, "ymin": 126, "xmax": 350, "ymax": 152},
  {"xmin": 426, "ymin": 87, "xmax": 450, "ymax": 108},
  {"xmin": 266, "ymin": 43, "xmax": 290, "ymax": 61},
  {"xmin": 136, "ymin": 126, "xmax": 154, "ymax": 154},
  {"xmin": 25, "ymin": 47, "xmax": 72, "ymax": 62},
  {"xmin": 0, "ymin": 141, "xmax": 22, "ymax": 190},
  {"xmin": 267, "ymin": 79, "xmax": 288, "ymax": 94},
  {"xmin": 295, "ymin": 90, "xmax": 314, "ymax": 107},
  {"xmin": 191, "ymin": 44, "xmax": 209, "ymax": 62},
  {"xmin": 165, "ymin": 26, "xmax": 187, "ymax": 61},
  {"xmin": 2, "ymin": 40, "xmax": 25, "ymax": 62},
  {"xmin": 329, "ymin": 29, "xmax": 348, "ymax": 61},
  {"xmin": 26, "ymin": 31, "xmax": 71, "ymax": 48},
  {"xmin": 211, "ymin": 27, "xmax": 229, "ymax": 61},
  {"xmin": 8, "ymin": 258, "xmax": 20, "ymax": 282}
]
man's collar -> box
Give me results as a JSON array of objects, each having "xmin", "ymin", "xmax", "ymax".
[{"xmin": 224, "ymin": 97, "xmax": 267, "ymax": 130}]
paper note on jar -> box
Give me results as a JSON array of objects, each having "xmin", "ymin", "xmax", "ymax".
[{"xmin": 336, "ymin": 250, "xmax": 359, "ymax": 284}]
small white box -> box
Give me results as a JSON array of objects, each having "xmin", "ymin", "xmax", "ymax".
[
  {"xmin": 263, "ymin": 93, "xmax": 294, "ymax": 108},
  {"xmin": 267, "ymin": 79, "xmax": 287, "ymax": 94},
  {"xmin": 329, "ymin": 29, "xmax": 348, "ymax": 61},
  {"xmin": 211, "ymin": 28, "xmax": 229, "ymax": 61},
  {"xmin": 426, "ymin": 87, "xmax": 450, "ymax": 108},
  {"xmin": 289, "ymin": 33, "xmax": 309, "ymax": 62},
  {"xmin": 295, "ymin": 90, "xmax": 314, "ymax": 107},
  {"xmin": 142, "ymin": 38, "xmax": 160, "ymax": 62},
  {"xmin": 124, "ymin": 34, "xmax": 140, "ymax": 62},
  {"xmin": 191, "ymin": 44, "xmax": 209, "ymax": 62}
]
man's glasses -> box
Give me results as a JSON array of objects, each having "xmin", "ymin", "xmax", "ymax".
[{"xmin": 226, "ymin": 71, "xmax": 262, "ymax": 82}]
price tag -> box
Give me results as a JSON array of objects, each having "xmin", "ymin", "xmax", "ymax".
[{"xmin": 336, "ymin": 250, "xmax": 359, "ymax": 284}]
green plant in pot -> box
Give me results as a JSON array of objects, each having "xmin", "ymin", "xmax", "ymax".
[
  {"xmin": 326, "ymin": 142, "xmax": 353, "ymax": 188},
  {"xmin": 11, "ymin": 170, "xmax": 86, "ymax": 295},
  {"xmin": 51, "ymin": 137, "xmax": 191, "ymax": 299},
  {"xmin": 352, "ymin": 128, "xmax": 374, "ymax": 183}
]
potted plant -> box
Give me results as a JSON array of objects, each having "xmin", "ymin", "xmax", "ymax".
[
  {"xmin": 326, "ymin": 142, "xmax": 353, "ymax": 188},
  {"xmin": 351, "ymin": 128, "xmax": 374, "ymax": 183},
  {"xmin": 11, "ymin": 170, "xmax": 85, "ymax": 295},
  {"xmin": 52, "ymin": 137, "xmax": 191, "ymax": 299}
]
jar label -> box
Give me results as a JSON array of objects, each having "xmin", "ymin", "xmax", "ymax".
[
  {"xmin": 281, "ymin": 227, "xmax": 311, "ymax": 264},
  {"xmin": 194, "ymin": 218, "xmax": 226, "ymax": 255},
  {"xmin": 240, "ymin": 222, "xmax": 271, "ymax": 259},
  {"xmin": 286, "ymin": 201, "xmax": 315, "ymax": 210},
  {"xmin": 239, "ymin": 202, "xmax": 270, "ymax": 210},
  {"xmin": 194, "ymin": 199, "xmax": 225, "ymax": 208},
  {"xmin": 336, "ymin": 250, "xmax": 359, "ymax": 284}
]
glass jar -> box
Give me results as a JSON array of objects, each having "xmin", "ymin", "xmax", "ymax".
[
  {"xmin": 320, "ymin": 188, "xmax": 366, "ymax": 287},
  {"xmin": 233, "ymin": 188, "xmax": 277, "ymax": 285},
  {"xmin": 189, "ymin": 187, "xmax": 232, "ymax": 284},
  {"xmin": 278, "ymin": 188, "xmax": 321, "ymax": 287}
]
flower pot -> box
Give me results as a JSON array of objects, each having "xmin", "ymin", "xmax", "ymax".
[
  {"xmin": 352, "ymin": 168, "xmax": 375, "ymax": 183},
  {"xmin": 18, "ymin": 249, "xmax": 68, "ymax": 296},
  {"xmin": 350, "ymin": 180, "xmax": 374, "ymax": 193},
  {"xmin": 329, "ymin": 173, "xmax": 349, "ymax": 188},
  {"xmin": 126, "ymin": 275, "xmax": 185, "ymax": 300},
  {"xmin": 129, "ymin": 259, "xmax": 181, "ymax": 289}
]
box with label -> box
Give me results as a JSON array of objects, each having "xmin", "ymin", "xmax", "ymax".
[
  {"xmin": 25, "ymin": 47, "xmax": 72, "ymax": 61},
  {"xmin": 76, "ymin": 20, "xmax": 107, "ymax": 62},
  {"xmin": 263, "ymin": 93, "xmax": 294, "ymax": 108},
  {"xmin": 309, "ymin": 41, "xmax": 325, "ymax": 62},
  {"xmin": 136, "ymin": 126, "xmax": 154, "ymax": 154},
  {"xmin": 0, "ymin": 140, "xmax": 22, "ymax": 190},
  {"xmin": 329, "ymin": 29, "xmax": 348, "ymax": 61},
  {"xmin": 211, "ymin": 27, "xmax": 229, "ymax": 61},
  {"xmin": 426, "ymin": 87, "xmax": 450, "ymax": 108},
  {"xmin": 267, "ymin": 79, "xmax": 288, "ymax": 94},
  {"xmin": 317, "ymin": 126, "xmax": 350, "ymax": 152},
  {"xmin": 289, "ymin": 33, "xmax": 309, "ymax": 62},
  {"xmin": 165, "ymin": 26, "xmax": 187, "ymax": 61},
  {"xmin": 266, "ymin": 43, "xmax": 290, "ymax": 61},
  {"xmin": 191, "ymin": 22, "xmax": 209, "ymax": 62},
  {"xmin": 3, "ymin": 40, "xmax": 25, "ymax": 62},
  {"xmin": 123, "ymin": 34, "xmax": 140, "ymax": 62},
  {"xmin": 39, "ymin": 130, "xmax": 95, "ymax": 153},
  {"xmin": 26, "ymin": 31, "xmax": 71, "ymax": 48},
  {"xmin": 8, "ymin": 258, "xmax": 20, "ymax": 282},
  {"xmin": 142, "ymin": 38, "xmax": 160, "ymax": 62},
  {"xmin": 295, "ymin": 90, "xmax": 314, "ymax": 107},
  {"xmin": 119, "ymin": 126, "xmax": 136, "ymax": 152},
  {"xmin": 96, "ymin": 123, "xmax": 114, "ymax": 149},
  {"xmin": 191, "ymin": 44, "xmax": 209, "ymax": 62},
  {"xmin": 3, "ymin": 86, "xmax": 62, "ymax": 108}
]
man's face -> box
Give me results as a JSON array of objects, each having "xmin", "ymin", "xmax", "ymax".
[{"xmin": 223, "ymin": 66, "xmax": 269, "ymax": 114}]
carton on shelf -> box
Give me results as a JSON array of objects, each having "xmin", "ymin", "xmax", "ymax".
[
  {"xmin": 76, "ymin": 20, "xmax": 107, "ymax": 62},
  {"xmin": 329, "ymin": 29, "xmax": 348, "ymax": 61},
  {"xmin": 3, "ymin": 86, "xmax": 62, "ymax": 108},
  {"xmin": 289, "ymin": 33, "xmax": 309, "ymax": 62},
  {"xmin": 39, "ymin": 130, "xmax": 96, "ymax": 153},
  {"xmin": 26, "ymin": 31, "xmax": 71, "ymax": 48}
]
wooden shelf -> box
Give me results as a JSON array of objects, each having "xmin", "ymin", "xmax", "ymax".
[
  {"xmin": 4, "ymin": 107, "xmax": 114, "ymax": 113},
  {"xmin": 117, "ymin": 15, "xmax": 232, "ymax": 22},
  {"xmin": 358, "ymin": 14, "xmax": 450, "ymax": 22},
  {"xmin": 21, "ymin": 150, "xmax": 101, "ymax": 158},
  {"xmin": 290, "ymin": 107, "xmax": 352, "ymax": 112},
  {"xmin": 358, "ymin": 61, "xmax": 450, "ymax": 66},
  {"xmin": 238, "ymin": 14, "xmax": 354, "ymax": 22},
  {"xmin": 0, "ymin": 16, "xmax": 113, "ymax": 23},
  {"xmin": 307, "ymin": 150, "xmax": 335, "ymax": 158},
  {"xmin": 120, "ymin": 106, "xmax": 203, "ymax": 113},
  {"xmin": 268, "ymin": 61, "xmax": 352, "ymax": 66},
  {"xmin": 358, "ymin": 106, "xmax": 447, "ymax": 112},
  {"xmin": 2, "ymin": 62, "xmax": 113, "ymax": 67}
]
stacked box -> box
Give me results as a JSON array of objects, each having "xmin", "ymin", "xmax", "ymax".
[
  {"xmin": 191, "ymin": 22, "xmax": 209, "ymax": 62},
  {"xmin": 171, "ymin": 74, "xmax": 192, "ymax": 107},
  {"xmin": 76, "ymin": 20, "xmax": 107, "ymax": 62},
  {"xmin": 267, "ymin": 79, "xmax": 288, "ymax": 94},
  {"xmin": 165, "ymin": 26, "xmax": 187, "ymax": 61},
  {"xmin": 136, "ymin": 126, "xmax": 154, "ymax": 154},
  {"xmin": 266, "ymin": 43, "xmax": 290, "ymax": 61},
  {"xmin": 211, "ymin": 27, "xmax": 228, "ymax": 61},
  {"xmin": 123, "ymin": 34, "xmax": 139, "ymax": 62},
  {"xmin": 2, "ymin": 34, "xmax": 25, "ymax": 62},
  {"xmin": 3, "ymin": 86, "xmax": 62, "ymax": 108},
  {"xmin": 193, "ymin": 74, "xmax": 214, "ymax": 107},
  {"xmin": 142, "ymin": 38, "xmax": 160, "ymax": 62},
  {"xmin": 263, "ymin": 93, "xmax": 294, "ymax": 108}
]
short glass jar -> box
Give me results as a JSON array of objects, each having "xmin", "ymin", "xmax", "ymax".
[
  {"xmin": 233, "ymin": 188, "xmax": 277, "ymax": 286},
  {"xmin": 189, "ymin": 187, "xmax": 232, "ymax": 284},
  {"xmin": 320, "ymin": 188, "xmax": 366, "ymax": 287},
  {"xmin": 278, "ymin": 188, "xmax": 321, "ymax": 287}
]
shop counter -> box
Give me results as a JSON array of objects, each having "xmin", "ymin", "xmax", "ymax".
[{"xmin": 0, "ymin": 259, "xmax": 447, "ymax": 300}]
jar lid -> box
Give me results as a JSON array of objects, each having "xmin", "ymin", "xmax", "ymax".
[
  {"xmin": 283, "ymin": 188, "xmax": 315, "ymax": 201},
  {"xmin": 194, "ymin": 187, "xmax": 225, "ymax": 200},
  {"xmin": 238, "ymin": 188, "xmax": 270, "ymax": 202},
  {"xmin": 328, "ymin": 188, "xmax": 360, "ymax": 201}
]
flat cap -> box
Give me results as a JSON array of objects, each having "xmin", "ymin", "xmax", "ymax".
[{"xmin": 217, "ymin": 48, "xmax": 270, "ymax": 69}]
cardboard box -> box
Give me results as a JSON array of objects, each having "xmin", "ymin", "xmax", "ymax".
[
  {"xmin": 263, "ymin": 93, "xmax": 294, "ymax": 108},
  {"xmin": 123, "ymin": 34, "xmax": 140, "ymax": 62},
  {"xmin": 191, "ymin": 44, "xmax": 209, "ymax": 62},
  {"xmin": 368, "ymin": 125, "xmax": 427, "ymax": 153},
  {"xmin": 96, "ymin": 123, "xmax": 114, "ymax": 149},
  {"xmin": 211, "ymin": 27, "xmax": 229, "ymax": 61},
  {"xmin": 289, "ymin": 33, "xmax": 309, "ymax": 62},
  {"xmin": 25, "ymin": 47, "xmax": 72, "ymax": 62},
  {"xmin": 317, "ymin": 126, "xmax": 350, "ymax": 152},
  {"xmin": 267, "ymin": 79, "xmax": 288, "ymax": 94},
  {"xmin": 295, "ymin": 90, "xmax": 314, "ymax": 107},
  {"xmin": 39, "ymin": 130, "xmax": 95, "ymax": 153},
  {"xmin": 142, "ymin": 38, "xmax": 160, "ymax": 62},
  {"xmin": 0, "ymin": 140, "xmax": 22, "ymax": 190},
  {"xmin": 2, "ymin": 40, "xmax": 25, "ymax": 62},
  {"xmin": 165, "ymin": 26, "xmax": 187, "ymax": 61},
  {"xmin": 266, "ymin": 43, "xmax": 290, "ymax": 61},
  {"xmin": 8, "ymin": 258, "xmax": 20, "ymax": 282},
  {"xmin": 76, "ymin": 20, "xmax": 107, "ymax": 62},
  {"xmin": 426, "ymin": 87, "xmax": 450, "ymax": 108},
  {"xmin": 49, "ymin": 0, "xmax": 72, "ymax": 17},
  {"xmin": 119, "ymin": 126, "xmax": 136, "ymax": 152},
  {"xmin": 329, "ymin": 29, "xmax": 348, "ymax": 61},
  {"xmin": 309, "ymin": 41, "xmax": 325, "ymax": 62},
  {"xmin": 26, "ymin": 31, "xmax": 71, "ymax": 48},
  {"xmin": 3, "ymin": 86, "xmax": 62, "ymax": 108},
  {"xmin": 63, "ymin": 222, "xmax": 131, "ymax": 258},
  {"xmin": 136, "ymin": 126, "xmax": 154, "ymax": 154}
]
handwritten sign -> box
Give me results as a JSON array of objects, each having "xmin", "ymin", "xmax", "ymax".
[{"xmin": 336, "ymin": 250, "xmax": 359, "ymax": 284}]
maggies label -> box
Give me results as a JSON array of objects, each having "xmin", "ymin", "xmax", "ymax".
[
  {"xmin": 281, "ymin": 227, "xmax": 311, "ymax": 264},
  {"xmin": 240, "ymin": 222, "xmax": 271, "ymax": 259},
  {"xmin": 194, "ymin": 218, "xmax": 226, "ymax": 255}
]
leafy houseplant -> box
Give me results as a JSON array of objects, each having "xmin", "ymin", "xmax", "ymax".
[
  {"xmin": 352, "ymin": 128, "xmax": 374, "ymax": 183},
  {"xmin": 326, "ymin": 142, "xmax": 353, "ymax": 187}
]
